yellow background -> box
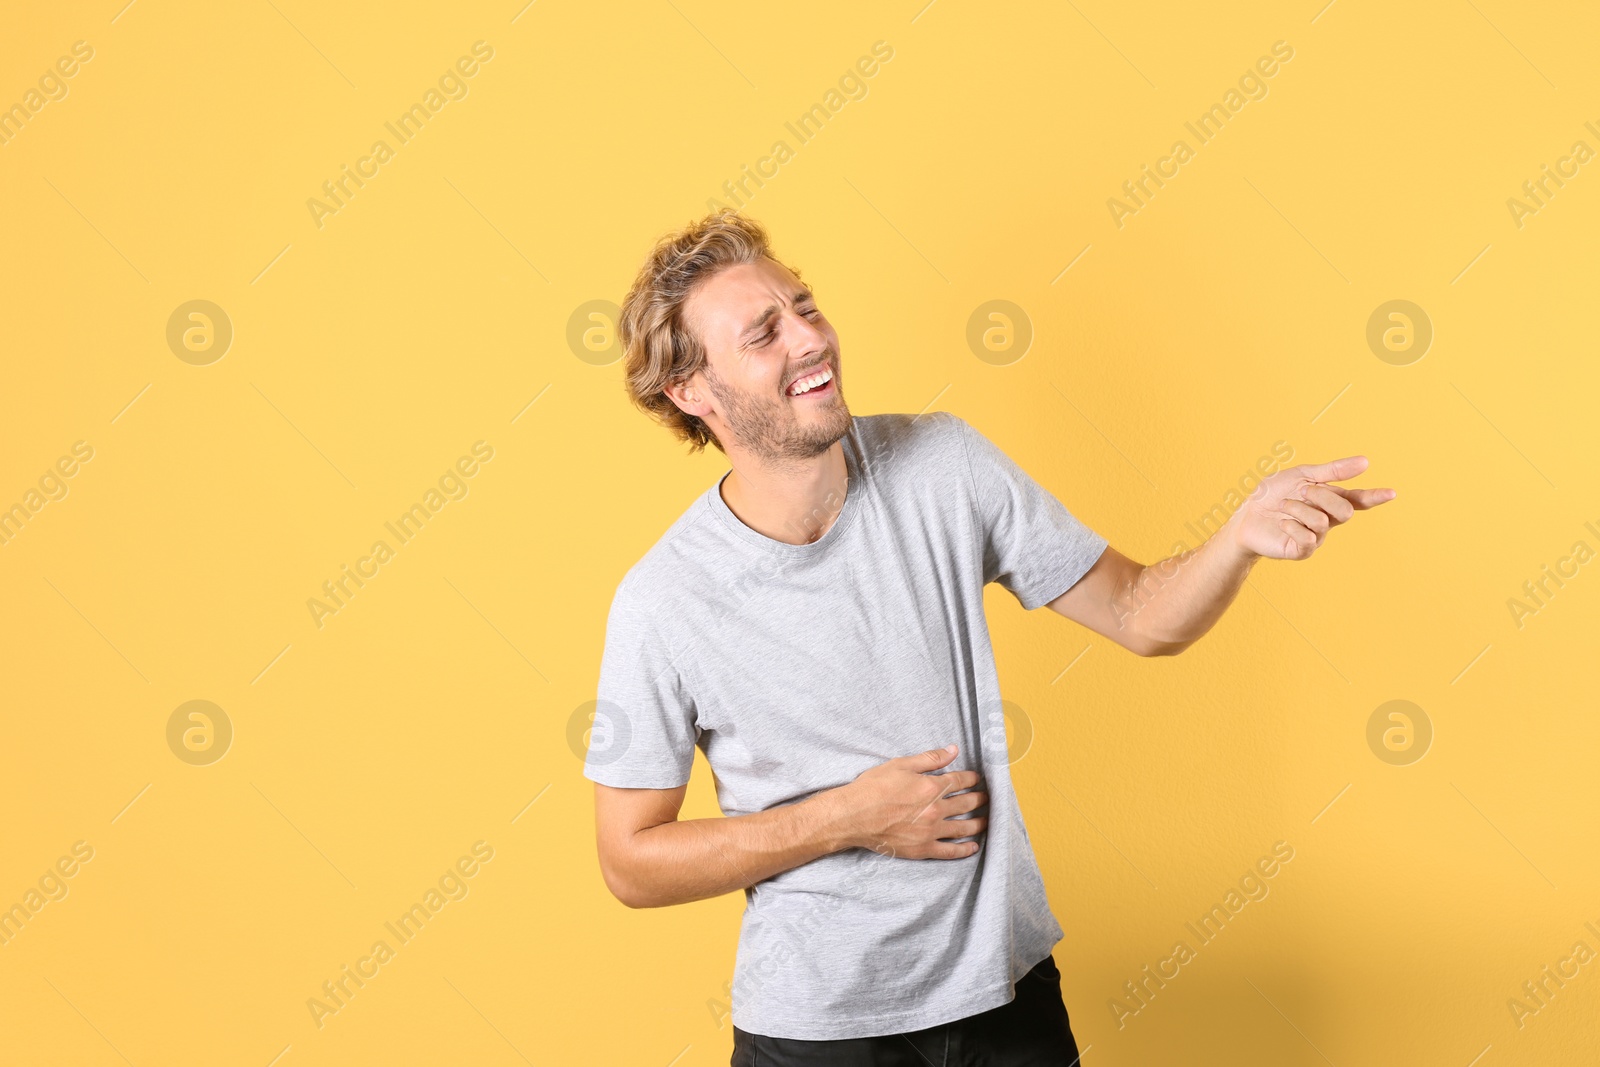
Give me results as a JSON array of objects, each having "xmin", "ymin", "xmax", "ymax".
[{"xmin": 3, "ymin": 0, "xmax": 1597, "ymax": 1063}]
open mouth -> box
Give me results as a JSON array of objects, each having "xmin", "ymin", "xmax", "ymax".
[{"xmin": 785, "ymin": 365, "xmax": 835, "ymax": 399}]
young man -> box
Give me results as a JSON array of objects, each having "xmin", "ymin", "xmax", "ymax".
[{"xmin": 584, "ymin": 210, "xmax": 1394, "ymax": 1065}]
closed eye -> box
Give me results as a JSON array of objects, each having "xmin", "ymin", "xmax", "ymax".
[{"xmin": 752, "ymin": 305, "xmax": 821, "ymax": 348}]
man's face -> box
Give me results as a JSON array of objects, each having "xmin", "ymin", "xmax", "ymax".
[{"xmin": 678, "ymin": 258, "xmax": 851, "ymax": 463}]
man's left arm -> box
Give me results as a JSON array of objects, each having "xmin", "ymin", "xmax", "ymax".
[{"xmin": 1047, "ymin": 456, "xmax": 1396, "ymax": 656}]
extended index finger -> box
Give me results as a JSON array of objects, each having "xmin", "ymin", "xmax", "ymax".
[
  {"xmin": 1320, "ymin": 483, "xmax": 1397, "ymax": 510},
  {"xmin": 1298, "ymin": 455, "xmax": 1369, "ymax": 483}
]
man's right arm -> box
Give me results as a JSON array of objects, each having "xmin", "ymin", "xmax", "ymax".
[{"xmin": 593, "ymin": 743, "xmax": 987, "ymax": 909}]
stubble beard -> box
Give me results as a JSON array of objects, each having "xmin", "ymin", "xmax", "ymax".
[{"xmin": 703, "ymin": 355, "xmax": 853, "ymax": 464}]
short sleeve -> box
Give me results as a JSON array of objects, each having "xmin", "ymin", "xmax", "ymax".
[
  {"xmin": 584, "ymin": 579, "xmax": 699, "ymax": 789},
  {"xmin": 951, "ymin": 414, "xmax": 1109, "ymax": 611}
]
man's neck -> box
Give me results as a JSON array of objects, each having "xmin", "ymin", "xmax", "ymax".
[{"xmin": 720, "ymin": 440, "xmax": 849, "ymax": 546}]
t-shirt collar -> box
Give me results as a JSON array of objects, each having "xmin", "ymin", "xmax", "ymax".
[{"xmin": 704, "ymin": 422, "xmax": 864, "ymax": 558}]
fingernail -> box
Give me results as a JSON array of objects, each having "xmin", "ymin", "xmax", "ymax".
[{"xmin": 944, "ymin": 743, "xmax": 957, "ymax": 753}]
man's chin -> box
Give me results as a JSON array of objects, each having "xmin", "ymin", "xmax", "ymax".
[
  {"xmin": 717, "ymin": 395, "xmax": 853, "ymax": 462},
  {"xmin": 802, "ymin": 404, "xmax": 853, "ymax": 450},
  {"xmin": 799, "ymin": 391, "xmax": 850, "ymax": 422}
]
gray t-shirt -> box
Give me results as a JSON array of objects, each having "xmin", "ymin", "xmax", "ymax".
[{"xmin": 584, "ymin": 410, "xmax": 1108, "ymax": 1040}]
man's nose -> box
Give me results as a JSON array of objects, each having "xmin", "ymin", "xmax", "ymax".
[{"xmin": 785, "ymin": 311, "xmax": 829, "ymax": 356}]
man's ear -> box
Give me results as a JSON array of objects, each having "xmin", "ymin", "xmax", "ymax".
[{"xmin": 663, "ymin": 374, "xmax": 712, "ymax": 418}]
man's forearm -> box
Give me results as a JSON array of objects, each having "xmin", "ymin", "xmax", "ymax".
[
  {"xmin": 1113, "ymin": 523, "xmax": 1260, "ymax": 654},
  {"xmin": 612, "ymin": 788, "xmax": 857, "ymax": 908}
]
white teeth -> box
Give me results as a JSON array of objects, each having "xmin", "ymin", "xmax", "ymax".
[{"xmin": 788, "ymin": 367, "xmax": 833, "ymax": 396}]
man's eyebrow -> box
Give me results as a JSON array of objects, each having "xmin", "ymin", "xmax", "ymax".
[{"xmin": 739, "ymin": 289, "xmax": 815, "ymax": 340}]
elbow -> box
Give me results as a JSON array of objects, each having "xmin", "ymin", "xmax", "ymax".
[
  {"xmin": 605, "ymin": 879, "xmax": 647, "ymax": 910},
  {"xmin": 598, "ymin": 853, "xmax": 651, "ymax": 909},
  {"xmin": 613, "ymin": 888, "xmax": 655, "ymax": 910},
  {"xmin": 1128, "ymin": 630, "xmax": 1192, "ymax": 657},
  {"xmin": 599, "ymin": 851, "xmax": 673, "ymax": 909}
]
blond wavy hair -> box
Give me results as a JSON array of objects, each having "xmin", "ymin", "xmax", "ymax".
[{"xmin": 619, "ymin": 209, "xmax": 800, "ymax": 454}]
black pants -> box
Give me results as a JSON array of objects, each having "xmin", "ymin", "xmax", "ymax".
[{"xmin": 731, "ymin": 953, "xmax": 1081, "ymax": 1066}]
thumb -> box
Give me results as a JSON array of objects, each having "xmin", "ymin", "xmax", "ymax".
[
  {"xmin": 1298, "ymin": 455, "xmax": 1369, "ymax": 483},
  {"xmin": 909, "ymin": 743, "xmax": 959, "ymax": 770}
]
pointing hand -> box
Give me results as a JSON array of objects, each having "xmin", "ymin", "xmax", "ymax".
[{"xmin": 1228, "ymin": 456, "xmax": 1395, "ymax": 561}]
